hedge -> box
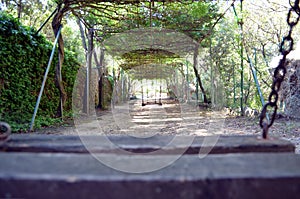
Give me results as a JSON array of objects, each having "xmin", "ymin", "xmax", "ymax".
[{"xmin": 0, "ymin": 12, "xmax": 80, "ymax": 132}]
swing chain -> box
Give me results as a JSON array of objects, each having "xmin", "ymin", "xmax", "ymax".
[
  {"xmin": 259, "ymin": 0, "xmax": 300, "ymax": 138},
  {"xmin": 0, "ymin": 122, "xmax": 11, "ymax": 140}
]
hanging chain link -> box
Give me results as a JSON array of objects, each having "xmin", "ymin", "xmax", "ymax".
[
  {"xmin": 260, "ymin": 0, "xmax": 300, "ymax": 138},
  {"xmin": 0, "ymin": 122, "xmax": 11, "ymax": 141}
]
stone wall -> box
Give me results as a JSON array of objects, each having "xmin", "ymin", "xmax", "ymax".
[
  {"xmin": 279, "ymin": 59, "xmax": 300, "ymax": 118},
  {"xmin": 102, "ymin": 76, "xmax": 113, "ymax": 109},
  {"xmin": 72, "ymin": 67, "xmax": 113, "ymax": 112}
]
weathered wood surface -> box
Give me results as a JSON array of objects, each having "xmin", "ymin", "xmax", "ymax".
[
  {"xmin": 0, "ymin": 152, "xmax": 300, "ymax": 199},
  {"xmin": 0, "ymin": 134, "xmax": 295, "ymax": 154}
]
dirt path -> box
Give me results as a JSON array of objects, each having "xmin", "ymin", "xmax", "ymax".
[{"xmin": 34, "ymin": 99, "xmax": 300, "ymax": 153}]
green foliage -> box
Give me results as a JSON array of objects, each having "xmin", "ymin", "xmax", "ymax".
[
  {"xmin": 0, "ymin": 11, "xmax": 80, "ymax": 132},
  {"xmin": 1, "ymin": 0, "xmax": 57, "ymax": 39}
]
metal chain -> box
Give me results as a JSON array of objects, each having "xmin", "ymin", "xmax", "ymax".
[
  {"xmin": 0, "ymin": 122, "xmax": 11, "ymax": 141},
  {"xmin": 260, "ymin": 0, "xmax": 300, "ymax": 139}
]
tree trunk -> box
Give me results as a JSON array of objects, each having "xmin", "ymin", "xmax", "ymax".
[
  {"xmin": 77, "ymin": 19, "xmax": 87, "ymax": 53},
  {"xmin": 93, "ymin": 50, "xmax": 100, "ymax": 109},
  {"xmin": 52, "ymin": 7, "xmax": 66, "ymax": 118},
  {"xmin": 97, "ymin": 47, "xmax": 105, "ymax": 109},
  {"xmin": 193, "ymin": 44, "xmax": 208, "ymax": 103},
  {"xmin": 17, "ymin": 0, "xmax": 22, "ymax": 19}
]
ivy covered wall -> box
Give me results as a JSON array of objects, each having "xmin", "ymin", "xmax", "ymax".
[{"xmin": 0, "ymin": 12, "xmax": 80, "ymax": 132}]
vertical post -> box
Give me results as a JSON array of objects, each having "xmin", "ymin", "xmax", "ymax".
[
  {"xmin": 233, "ymin": 59, "xmax": 236, "ymax": 106},
  {"xmin": 159, "ymin": 83, "xmax": 162, "ymax": 105},
  {"xmin": 240, "ymin": 0, "xmax": 244, "ymax": 116},
  {"xmin": 86, "ymin": 28, "xmax": 94, "ymax": 115},
  {"xmin": 196, "ymin": 80, "xmax": 199, "ymax": 103},
  {"xmin": 97, "ymin": 47, "xmax": 105, "ymax": 109},
  {"xmin": 121, "ymin": 68, "xmax": 124, "ymax": 102},
  {"xmin": 233, "ymin": 1, "xmax": 244, "ymax": 115},
  {"xmin": 210, "ymin": 37, "xmax": 214, "ymax": 105},
  {"xmin": 181, "ymin": 64, "xmax": 184, "ymax": 100},
  {"xmin": 141, "ymin": 81, "xmax": 145, "ymax": 106},
  {"xmin": 30, "ymin": 26, "xmax": 62, "ymax": 131},
  {"xmin": 98, "ymin": 74, "xmax": 103, "ymax": 109},
  {"xmin": 86, "ymin": 60, "xmax": 89, "ymax": 114},
  {"xmin": 128, "ymin": 77, "xmax": 131, "ymax": 102},
  {"xmin": 59, "ymin": 54, "xmax": 63, "ymax": 119},
  {"xmin": 112, "ymin": 68, "xmax": 116, "ymax": 108},
  {"xmin": 146, "ymin": 80, "xmax": 149, "ymax": 104},
  {"xmin": 186, "ymin": 59, "xmax": 189, "ymax": 102},
  {"xmin": 175, "ymin": 69, "xmax": 178, "ymax": 99},
  {"xmin": 154, "ymin": 80, "xmax": 157, "ymax": 104}
]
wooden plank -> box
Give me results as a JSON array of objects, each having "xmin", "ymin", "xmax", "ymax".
[
  {"xmin": 0, "ymin": 134, "xmax": 295, "ymax": 154},
  {"xmin": 0, "ymin": 152, "xmax": 300, "ymax": 199}
]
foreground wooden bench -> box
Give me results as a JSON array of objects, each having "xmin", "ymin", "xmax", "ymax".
[
  {"xmin": 0, "ymin": 135, "xmax": 298, "ymax": 198},
  {"xmin": 0, "ymin": 134, "xmax": 295, "ymax": 154},
  {"xmin": 0, "ymin": 152, "xmax": 299, "ymax": 199}
]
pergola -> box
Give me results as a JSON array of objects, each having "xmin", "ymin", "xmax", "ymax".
[
  {"xmin": 29, "ymin": 0, "xmax": 235, "ymax": 130},
  {"xmin": 30, "ymin": 0, "xmax": 227, "ymax": 130},
  {"xmin": 103, "ymin": 27, "xmax": 198, "ymax": 79},
  {"xmin": 43, "ymin": 0, "xmax": 300, "ymax": 139},
  {"xmin": 51, "ymin": 0, "xmax": 226, "ymax": 73},
  {"xmin": 49, "ymin": 0, "xmax": 225, "ymax": 106}
]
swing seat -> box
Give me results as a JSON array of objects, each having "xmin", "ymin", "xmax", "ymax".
[
  {"xmin": 1, "ymin": 152, "xmax": 300, "ymax": 198},
  {"xmin": 0, "ymin": 134, "xmax": 294, "ymax": 154},
  {"xmin": 0, "ymin": 135, "xmax": 297, "ymax": 198}
]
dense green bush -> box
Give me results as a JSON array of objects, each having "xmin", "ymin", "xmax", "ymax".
[{"xmin": 0, "ymin": 12, "xmax": 80, "ymax": 132}]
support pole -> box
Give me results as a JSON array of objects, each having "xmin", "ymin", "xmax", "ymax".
[
  {"xmin": 30, "ymin": 25, "xmax": 62, "ymax": 131},
  {"xmin": 59, "ymin": 52, "xmax": 63, "ymax": 119},
  {"xmin": 248, "ymin": 51, "xmax": 269, "ymax": 121},
  {"xmin": 247, "ymin": 55, "xmax": 265, "ymax": 107},
  {"xmin": 86, "ymin": 28, "xmax": 94, "ymax": 115},
  {"xmin": 186, "ymin": 59, "xmax": 189, "ymax": 103},
  {"xmin": 154, "ymin": 79, "xmax": 157, "ymax": 104},
  {"xmin": 97, "ymin": 47, "xmax": 105, "ymax": 109},
  {"xmin": 233, "ymin": 1, "xmax": 244, "ymax": 115},
  {"xmin": 121, "ymin": 69, "xmax": 124, "ymax": 102},
  {"xmin": 112, "ymin": 68, "xmax": 116, "ymax": 109},
  {"xmin": 175, "ymin": 69, "xmax": 178, "ymax": 100},
  {"xmin": 36, "ymin": 8, "xmax": 58, "ymax": 35},
  {"xmin": 159, "ymin": 83, "xmax": 162, "ymax": 105},
  {"xmin": 233, "ymin": 59, "xmax": 236, "ymax": 106},
  {"xmin": 240, "ymin": 0, "xmax": 244, "ymax": 116},
  {"xmin": 146, "ymin": 86, "xmax": 149, "ymax": 102},
  {"xmin": 142, "ymin": 82, "xmax": 145, "ymax": 106},
  {"xmin": 209, "ymin": 37, "xmax": 214, "ymax": 105},
  {"xmin": 196, "ymin": 80, "xmax": 199, "ymax": 104}
]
